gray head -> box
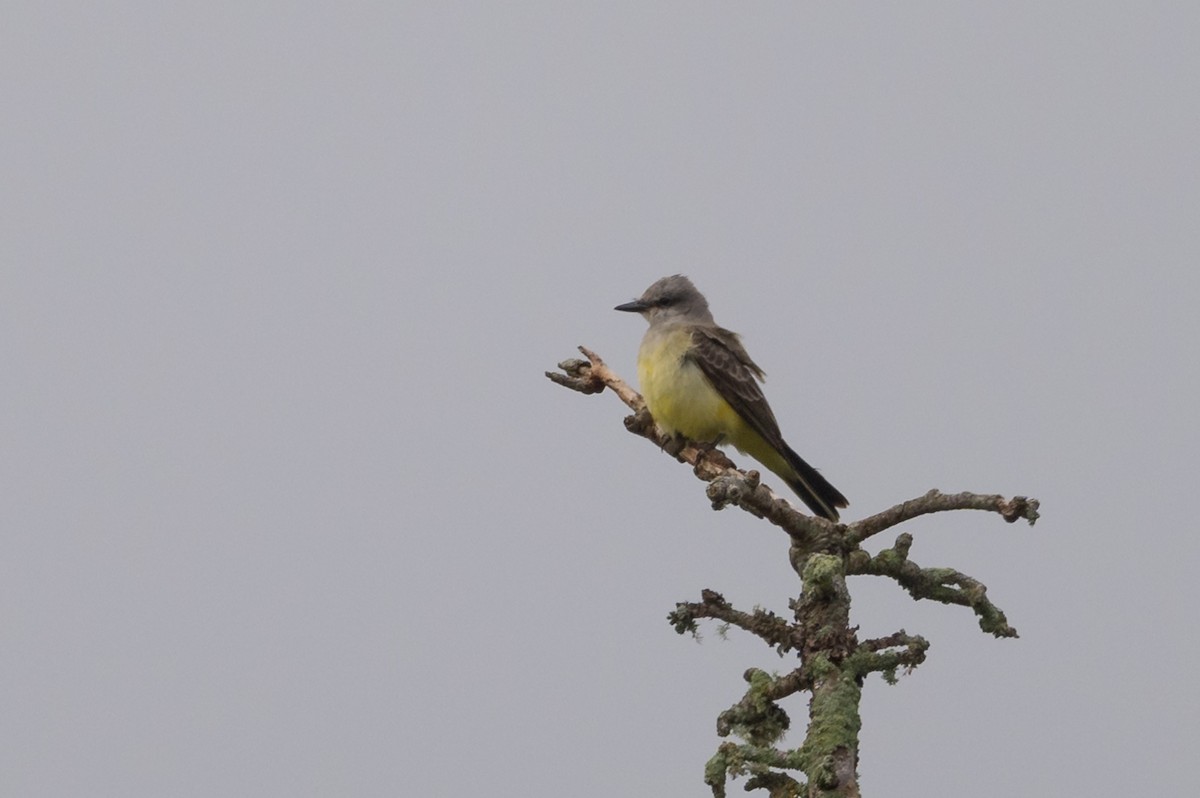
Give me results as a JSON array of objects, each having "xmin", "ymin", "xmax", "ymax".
[{"xmin": 614, "ymin": 274, "xmax": 715, "ymax": 326}]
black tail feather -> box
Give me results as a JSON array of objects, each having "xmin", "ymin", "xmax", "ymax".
[{"xmin": 781, "ymin": 444, "xmax": 848, "ymax": 522}]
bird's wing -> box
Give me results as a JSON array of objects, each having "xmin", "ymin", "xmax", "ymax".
[{"xmin": 687, "ymin": 326, "xmax": 787, "ymax": 451}]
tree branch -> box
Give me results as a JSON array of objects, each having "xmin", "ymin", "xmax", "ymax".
[
  {"xmin": 548, "ymin": 347, "xmax": 848, "ymax": 548},
  {"xmin": 669, "ymin": 589, "xmax": 799, "ymax": 654},
  {"xmin": 707, "ymin": 742, "xmax": 807, "ymax": 798},
  {"xmin": 548, "ymin": 349, "xmax": 1038, "ymax": 550},
  {"xmin": 846, "ymin": 489, "xmax": 1039, "ymax": 546},
  {"xmin": 847, "ymin": 533, "xmax": 1018, "ymax": 638},
  {"xmin": 850, "ymin": 630, "xmax": 930, "ymax": 684},
  {"xmin": 548, "ymin": 347, "xmax": 1040, "ymax": 795}
]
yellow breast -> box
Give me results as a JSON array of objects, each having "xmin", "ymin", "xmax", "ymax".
[{"xmin": 637, "ymin": 328, "xmax": 739, "ymax": 443}]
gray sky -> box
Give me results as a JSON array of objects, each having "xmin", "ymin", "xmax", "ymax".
[{"xmin": 4, "ymin": 4, "xmax": 1198, "ymax": 796}]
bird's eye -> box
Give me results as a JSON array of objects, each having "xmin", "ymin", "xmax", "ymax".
[{"xmin": 656, "ymin": 296, "xmax": 674, "ymax": 307}]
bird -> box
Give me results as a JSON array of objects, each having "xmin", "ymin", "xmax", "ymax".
[{"xmin": 615, "ymin": 275, "xmax": 848, "ymax": 521}]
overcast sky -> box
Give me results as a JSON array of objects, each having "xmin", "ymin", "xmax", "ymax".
[{"xmin": 4, "ymin": 4, "xmax": 1198, "ymax": 797}]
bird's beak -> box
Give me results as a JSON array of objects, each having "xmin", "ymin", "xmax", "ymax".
[{"xmin": 614, "ymin": 299, "xmax": 649, "ymax": 313}]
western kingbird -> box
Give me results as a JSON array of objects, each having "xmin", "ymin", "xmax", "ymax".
[{"xmin": 615, "ymin": 275, "xmax": 848, "ymax": 521}]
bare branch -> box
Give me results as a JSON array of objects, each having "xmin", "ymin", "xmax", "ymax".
[
  {"xmin": 545, "ymin": 346, "xmax": 644, "ymax": 406},
  {"xmin": 547, "ymin": 348, "xmax": 846, "ymax": 546},
  {"xmin": 549, "ymin": 351, "xmax": 1037, "ymax": 548},
  {"xmin": 670, "ymin": 590, "xmax": 798, "ymax": 654},
  {"xmin": 846, "ymin": 489, "xmax": 1039, "ymax": 546}
]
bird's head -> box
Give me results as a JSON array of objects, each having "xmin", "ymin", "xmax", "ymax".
[{"xmin": 614, "ymin": 274, "xmax": 714, "ymax": 325}]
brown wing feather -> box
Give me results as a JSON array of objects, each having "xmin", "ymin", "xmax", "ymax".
[
  {"xmin": 687, "ymin": 327, "xmax": 848, "ymax": 520},
  {"xmin": 686, "ymin": 327, "xmax": 787, "ymax": 451}
]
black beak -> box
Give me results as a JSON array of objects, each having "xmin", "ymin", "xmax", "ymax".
[{"xmin": 614, "ymin": 299, "xmax": 649, "ymax": 312}]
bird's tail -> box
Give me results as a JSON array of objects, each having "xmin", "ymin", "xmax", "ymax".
[{"xmin": 780, "ymin": 444, "xmax": 848, "ymax": 522}]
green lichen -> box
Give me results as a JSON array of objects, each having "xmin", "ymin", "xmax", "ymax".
[
  {"xmin": 801, "ymin": 553, "xmax": 843, "ymax": 595},
  {"xmin": 796, "ymin": 670, "xmax": 863, "ymax": 787}
]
